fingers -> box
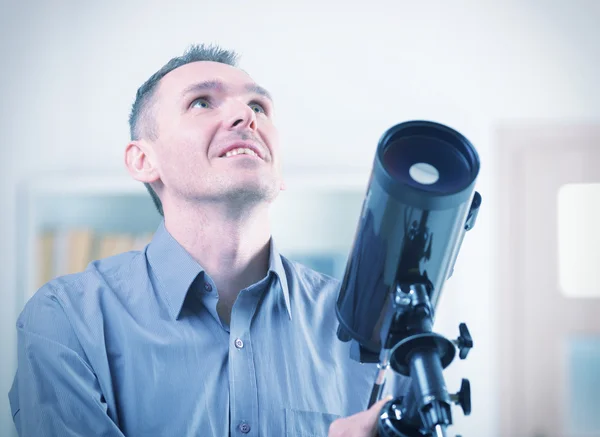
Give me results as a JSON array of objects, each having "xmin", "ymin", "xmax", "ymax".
[
  {"xmin": 328, "ymin": 395, "xmax": 392, "ymax": 437},
  {"xmin": 365, "ymin": 395, "xmax": 393, "ymax": 422}
]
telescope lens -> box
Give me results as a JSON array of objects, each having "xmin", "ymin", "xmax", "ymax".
[{"xmin": 381, "ymin": 133, "xmax": 476, "ymax": 195}]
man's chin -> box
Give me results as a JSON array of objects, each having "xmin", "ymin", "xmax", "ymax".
[{"xmin": 220, "ymin": 183, "xmax": 279, "ymax": 206}]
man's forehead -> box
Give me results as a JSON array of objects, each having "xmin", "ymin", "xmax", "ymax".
[{"xmin": 161, "ymin": 61, "xmax": 254, "ymax": 93}]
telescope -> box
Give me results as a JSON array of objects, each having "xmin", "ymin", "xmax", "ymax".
[{"xmin": 336, "ymin": 120, "xmax": 482, "ymax": 437}]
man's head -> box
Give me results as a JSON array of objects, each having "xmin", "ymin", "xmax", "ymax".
[{"xmin": 125, "ymin": 44, "xmax": 283, "ymax": 217}]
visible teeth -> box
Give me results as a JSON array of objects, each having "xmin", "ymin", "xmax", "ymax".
[{"xmin": 224, "ymin": 147, "xmax": 258, "ymax": 158}]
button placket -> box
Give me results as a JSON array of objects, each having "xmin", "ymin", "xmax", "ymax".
[{"xmin": 229, "ymin": 290, "xmax": 261, "ymax": 436}]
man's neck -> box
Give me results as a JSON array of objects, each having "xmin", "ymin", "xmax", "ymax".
[{"xmin": 163, "ymin": 201, "xmax": 272, "ymax": 306}]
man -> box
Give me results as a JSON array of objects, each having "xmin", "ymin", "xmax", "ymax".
[{"xmin": 9, "ymin": 44, "xmax": 406, "ymax": 436}]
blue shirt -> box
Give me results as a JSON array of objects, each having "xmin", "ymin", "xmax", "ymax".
[{"xmin": 9, "ymin": 221, "xmax": 402, "ymax": 436}]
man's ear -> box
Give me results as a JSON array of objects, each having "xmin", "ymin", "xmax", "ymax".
[
  {"xmin": 124, "ymin": 140, "xmax": 160, "ymax": 183},
  {"xmin": 280, "ymin": 180, "xmax": 286, "ymax": 191}
]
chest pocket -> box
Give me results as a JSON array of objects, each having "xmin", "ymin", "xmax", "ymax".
[{"xmin": 284, "ymin": 408, "xmax": 341, "ymax": 437}]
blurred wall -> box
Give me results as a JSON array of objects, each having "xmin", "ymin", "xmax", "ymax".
[{"xmin": 0, "ymin": 1, "xmax": 599, "ymax": 436}]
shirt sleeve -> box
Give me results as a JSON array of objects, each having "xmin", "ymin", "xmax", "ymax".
[{"xmin": 9, "ymin": 285, "xmax": 125, "ymax": 437}]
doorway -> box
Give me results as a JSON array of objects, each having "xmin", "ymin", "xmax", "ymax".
[{"xmin": 496, "ymin": 122, "xmax": 600, "ymax": 437}]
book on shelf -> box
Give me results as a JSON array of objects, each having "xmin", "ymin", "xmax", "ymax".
[{"xmin": 36, "ymin": 228, "xmax": 154, "ymax": 289}]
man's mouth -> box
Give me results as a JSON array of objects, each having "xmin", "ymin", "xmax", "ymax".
[{"xmin": 220, "ymin": 147, "xmax": 261, "ymax": 159}]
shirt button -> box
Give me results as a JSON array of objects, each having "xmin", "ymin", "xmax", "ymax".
[
  {"xmin": 204, "ymin": 282, "xmax": 212, "ymax": 292},
  {"xmin": 239, "ymin": 422, "xmax": 251, "ymax": 433},
  {"xmin": 234, "ymin": 338, "xmax": 244, "ymax": 349}
]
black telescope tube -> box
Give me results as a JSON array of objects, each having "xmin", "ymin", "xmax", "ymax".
[{"xmin": 335, "ymin": 120, "xmax": 480, "ymax": 354}]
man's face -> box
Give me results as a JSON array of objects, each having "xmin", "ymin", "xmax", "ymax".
[{"xmin": 148, "ymin": 61, "xmax": 283, "ymax": 209}]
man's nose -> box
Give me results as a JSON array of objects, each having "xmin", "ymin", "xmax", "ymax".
[{"xmin": 225, "ymin": 101, "xmax": 258, "ymax": 131}]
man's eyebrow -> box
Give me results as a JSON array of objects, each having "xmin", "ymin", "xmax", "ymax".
[
  {"xmin": 181, "ymin": 80, "xmax": 273, "ymax": 102},
  {"xmin": 245, "ymin": 84, "xmax": 273, "ymax": 102}
]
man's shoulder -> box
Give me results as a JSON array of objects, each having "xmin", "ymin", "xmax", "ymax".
[
  {"xmin": 282, "ymin": 255, "xmax": 340, "ymax": 281},
  {"xmin": 56, "ymin": 249, "xmax": 142, "ymax": 291},
  {"xmin": 280, "ymin": 255, "xmax": 342, "ymax": 297},
  {"xmin": 22, "ymin": 250, "xmax": 146, "ymax": 324}
]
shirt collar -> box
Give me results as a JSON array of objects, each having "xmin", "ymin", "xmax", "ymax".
[
  {"xmin": 146, "ymin": 220, "xmax": 292, "ymax": 321},
  {"xmin": 267, "ymin": 238, "xmax": 292, "ymax": 321}
]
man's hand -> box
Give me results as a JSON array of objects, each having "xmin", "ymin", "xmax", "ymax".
[{"xmin": 328, "ymin": 396, "xmax": 392, "ymax": 437}]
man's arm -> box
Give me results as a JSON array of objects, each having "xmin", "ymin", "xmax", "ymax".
[{"xmin": 9, "ymin": 285, "xmax": 125, "ymax": 437}]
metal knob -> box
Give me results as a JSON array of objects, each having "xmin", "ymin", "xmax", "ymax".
[
  {"xmin": 453, "ymin": 323, "xmax": 473, "ymax": 359},
  {"xmin": 450, "ymin": 378, "xmax": 471, "ymax": 416}
]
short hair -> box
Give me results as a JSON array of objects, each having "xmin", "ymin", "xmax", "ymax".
[{"xmin": 128, "ymin": 43, "xmax": 240, "ymax": 216}]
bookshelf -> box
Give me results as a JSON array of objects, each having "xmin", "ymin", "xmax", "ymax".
[{"xmin": 16, "ymin": 169, "xmax": 370, "ymax": 306}]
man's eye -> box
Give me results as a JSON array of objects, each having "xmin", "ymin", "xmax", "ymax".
[
  {"xmin": 249, "ymin": 102, "xmax": 266, "ymax": 114},
  {"xmin": 191, "ymin": 98, "xmax": 211, "ymax": 109}
]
